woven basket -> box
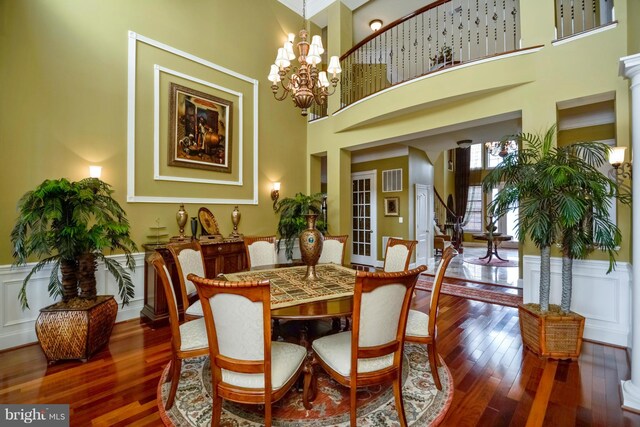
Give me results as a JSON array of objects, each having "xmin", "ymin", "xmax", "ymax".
[
  {"xmin": 518, "ymin": 303, "xmax": 585, "ymax": 360},
  {"xmin": 36, "ymin": 296, "xmax": 118, "ymax": 362}
]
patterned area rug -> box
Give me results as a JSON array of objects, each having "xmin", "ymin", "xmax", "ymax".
[
  {"xmin": 416, "ymin": 277, "xmax": 522, "ymax": 308},
  {"xmin": 157, "ymin": 344, "xmax": 453, "ymax": 426}
]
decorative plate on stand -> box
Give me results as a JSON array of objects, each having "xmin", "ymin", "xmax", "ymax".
[{"xmin": 198, "ymin": 207, "xmax": 220, "ymax": 235}]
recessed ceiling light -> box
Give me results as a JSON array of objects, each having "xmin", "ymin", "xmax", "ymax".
[{"xmin": 369, "ymin": 19, "xmax": 383, "ymax": 32}]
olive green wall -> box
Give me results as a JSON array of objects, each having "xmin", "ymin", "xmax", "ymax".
[
  {"xmin": 0, "ymin": 0, "xmax": 309, "ymax": 264},
  {"xmin": 351, "ymin": 157, "xmax": 409, "ymax": 260}
]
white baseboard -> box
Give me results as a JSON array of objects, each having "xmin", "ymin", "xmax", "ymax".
[
  {"xmin": 0, "ymin": 253, "xmax": 146, "ymax": 351},
  {"xmin": 523, "ymin": 255, "xmax": 631, "ymax": 347}
]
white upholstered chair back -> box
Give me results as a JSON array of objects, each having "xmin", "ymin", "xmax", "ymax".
[
  {"xmin": 177, "ymin": 249, "xmax": 205, "ymax": 295},
  {"xmin": 383, "ymin": 246, "xmax": 409, "ymax": 272},
  {"xmin": 163, "ymin": 264, "xmax": 180, "ymax": 316},
  {"xmin": 358, "ymin": 283, "xmax": 407, "ymax": 347},
  {"xmin": 318, "ymin": 239, "xmax": 345, "ymax": 264},
  {"xmin": 209, "ymin": 293, "xmax": 265, "ymax": 360},
  {"xmin": 383, "ymin": 238, "xmax": 417, "ymax": 272},
  {"xmin": 246, "ymin": 240, "xmax": 277, "ymax": 268}
]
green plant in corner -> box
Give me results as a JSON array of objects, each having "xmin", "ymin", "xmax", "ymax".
[
  {"xmin": 275, "ymin": 192, "xmax": 327, "ymax": 260},
  {"xmin": 10, "ymin": 178, "xmax": 138, "ymax": 309}
]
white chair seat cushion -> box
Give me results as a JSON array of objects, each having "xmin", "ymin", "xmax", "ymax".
[
  {"xmin": 185, "ymin": 299, "xmax": 203, "ymax": 317},
  {"xmin": 312, "ymin": 331, "xmax": 394, "ymax": 377},
  {"xmin": 221, "ymin": 341, "xmax": 306, "ymax": 390},
  {"xmin": 179, "ymin": 318, "xmax": 208, "ymax": 351},
  {"xmin": 406, "ymin": 309, "xmax": 430, "ymax": 338}
]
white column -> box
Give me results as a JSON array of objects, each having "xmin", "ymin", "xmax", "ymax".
[{"xmin": 620, "ymin": 52, "xmax": 640, "ymax": 412}]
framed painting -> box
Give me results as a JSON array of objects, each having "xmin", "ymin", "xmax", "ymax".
[
  {"xmin": 384, "ymin": 197, "xmax": 399, "ymax": 216},
  {"xmin": 168, "ymin": 83, "xmax": 233, "ymax": 173}
]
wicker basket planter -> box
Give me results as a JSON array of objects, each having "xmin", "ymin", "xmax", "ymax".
[
  {"xmin": 35, "ymin": 295, "xmax": 118, "ymax": 363},
  {"xmin": 518, "ymin": 303, "xmax": 585, "ymax": 360}
]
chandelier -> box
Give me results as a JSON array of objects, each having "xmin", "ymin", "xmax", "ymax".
[
  {"xmin": 485, "ymin": 139, "xmax": 518, "ymax": 158},
  {"xmin": 267, "ymin": 0, "xmax": 342, "ymax": 116}
]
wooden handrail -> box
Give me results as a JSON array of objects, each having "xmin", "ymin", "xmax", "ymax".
[{"xmin": 340, "ymin": 0, "xmax": 451, "ymax": 61}]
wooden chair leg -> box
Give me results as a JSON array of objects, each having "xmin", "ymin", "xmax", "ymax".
[
  {"xmin": 164, "ymin": 357, "xmax": 174, "ymax": 383},
  {"xmin": 211, "ymin": 394, "xmax": 223, "ymax": 427},
  {"xmin": 393, "ymin": 376, "xmax": 407, "ymax": 427},
  {"xmin": 264, "ymin": 401, "xmax": 272, "ymax": 427},
  {"xmin": 302, "ymin": 359, "xmax": 317, "ymax": 409},
  {"xmin": 350, "ymin": 386, "xmax": 358, "ymax": 427},
  {"xmin": 428, "ymin": 343, "xmax": 442, "ymax": 390},
  {"xmin": 165, "ymin": 357, "xmax": 182, "ymax": 410}
]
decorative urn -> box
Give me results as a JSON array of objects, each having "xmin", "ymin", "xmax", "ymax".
[{"xmin": 299, "ymin": 213, "xmax": 324, "ymax": 280}]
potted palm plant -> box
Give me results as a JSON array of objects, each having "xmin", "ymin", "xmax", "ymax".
[
  {"xmin": 11, "ymin": 177, "xmax": 137, "ymax": 362},
  {"xmin": 483, "ymin": 126, "xmax": 628, "ymax": 359},
  {"xmin": 275, "ymin": 192, "xmax": 326, "ymax": 260}
]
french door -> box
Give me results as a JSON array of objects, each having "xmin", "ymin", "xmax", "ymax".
[{"xmin": 351, "ymin": 171, "xmax": 377, "ymax": 266}]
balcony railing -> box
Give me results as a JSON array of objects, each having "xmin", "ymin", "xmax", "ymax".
[
  {"xmin": 339, "ymin": 0, "xmax": 521, "ymax": 109},
  {"xmin": 555, "ymin": 0, "xmax": 614, "ymax": 40}
]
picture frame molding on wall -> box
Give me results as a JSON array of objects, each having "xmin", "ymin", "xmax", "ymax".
[{"xmin": 384, "ymin": 197, "xmax": 400, "ymax": 216}]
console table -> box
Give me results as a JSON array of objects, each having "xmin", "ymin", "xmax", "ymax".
[{"xmin": 141, "ymin": 239, "xmax": 246, "ymax": 326}]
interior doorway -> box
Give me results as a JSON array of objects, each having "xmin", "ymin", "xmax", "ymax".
[{"xmin": 351, "ymin": 170, "xmax": 377, "ymax": 266}]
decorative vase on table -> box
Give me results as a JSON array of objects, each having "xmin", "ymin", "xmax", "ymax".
[
  {"xmin": 231, "ymin": 206, "xmax": 242, "ymax": 237},
  {"xmin": 299, "ymin": 214, "xmax": 324, "ymax": 280},
  {"xmin": 176, "ymin": 204, "xmax": 188, "ymax": 239}
]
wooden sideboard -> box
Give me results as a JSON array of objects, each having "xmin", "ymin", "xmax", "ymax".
[{"xmin": 141, "ymin": 239, "xmax": 247, "ymax": 326}]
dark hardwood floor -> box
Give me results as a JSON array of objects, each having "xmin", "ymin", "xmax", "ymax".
[{"xmin": 1, "ymin": 292, "xmax": 638, "ymax": 426}]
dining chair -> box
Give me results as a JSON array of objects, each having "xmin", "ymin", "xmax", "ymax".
[
  {"xmin": 318, "ymin": 235, "xmax": 348, "ymax": 265},
  {"xmin": 189, "ymin": 274, "xmax": 311, "ymax": 427},
  {"xmin": 405, "ymin": 245, "xmax": 457, "ymax": 390},
  {"xmin": 168, "ymin": 240, "xmax": 206, "ymax": 318},
  {"xmin": 434, "ymin": 221, "xmax": 452, "ymax": 255},
  {"xmin": 148, "ymin": 253, "xmax": 209, "ymax": 410},
  {"xmin": 308, "ymin": 265, "xmax": 427, "ymax": 427},
  {"xmin": 383, "ymin": 238, "xmax": 418, "ymax": 272},
  {"xmin": 244, "ymin": 235, "xmax": 277, "ymax": 269}
]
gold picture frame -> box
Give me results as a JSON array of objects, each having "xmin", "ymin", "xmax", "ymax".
[
  {"xmin": 384, "ymin": 197, "xmax": 400, "ymax": 216},
  {"xmin": 168, "ymin": 83, "xmax": 233, "ymax": 173}
]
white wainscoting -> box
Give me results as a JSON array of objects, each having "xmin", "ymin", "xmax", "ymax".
[
  {"xmin": 523, "ymin": 255, "xmax": 631, "ymax": 347},
  {"xmin": 0, "ymin": 253, "xmax": 145, "ymax": 351}
]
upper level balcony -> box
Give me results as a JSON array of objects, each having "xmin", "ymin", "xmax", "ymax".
[{"xmin": 308, "ymin": 0, "xmax": 616, "ymax": 121}]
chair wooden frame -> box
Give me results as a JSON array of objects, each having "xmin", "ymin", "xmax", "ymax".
[
  {"xmin": 319, "ymin": 234, "xmax": 349, "ymax": 265},
  {"xmin": 383, "ymin": 238, "xmax": 418, "ymax": 272},
  {"xmin": 189, "ymin": 274, "xmax": 312, "ymax": 427},
  {"xmin": 167, "ymin": 240, "xmax": 207, "ymax": 318},
  {"xmin": 148, "ymin": 253, "xmax": 209, "ymax": 410},
  {"xmin": 308, "ymin": 265, "xmax": 427, "ymax": 427},
  {"xmin": 405, "ymin": 246, "xmax": 457, "ymax": 390},
  {"xmin": 243, "ymin": 235, "xmax": 277, "ymax": 269}
]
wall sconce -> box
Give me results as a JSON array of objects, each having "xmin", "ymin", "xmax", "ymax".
[
  {"xmin": 609, "ymin": 146, "xmax": 632, "ymax": 180},
  {"xmin": 369, "ymin": 19, "xmax": 383, "ymax": 32},
  {"xmin": 89, "ymin": 166, "xmax": 102, "ymax": 179},
  {"xmin": 271, "ymin": 182, "xmax": 280, "ymax": 210}
]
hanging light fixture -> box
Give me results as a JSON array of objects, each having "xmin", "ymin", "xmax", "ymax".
[{"xmin": 267, "ymin": 0, "xmax": 342, "ymax": 116}]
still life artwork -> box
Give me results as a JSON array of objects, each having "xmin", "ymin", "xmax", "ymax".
[{"xmin": 168, "ymin": 83, "xmax": 233, "ymax": 173}]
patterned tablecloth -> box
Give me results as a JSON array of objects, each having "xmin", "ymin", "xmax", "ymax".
[{"xmin": 224, "ymin": 264, "xmax": 356, "ymax": 309}]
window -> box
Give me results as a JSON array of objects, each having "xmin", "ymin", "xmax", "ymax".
[
  {"xmin": 469, "ymin": 144, "xmax": 483, "ymax": 169},
  {"xmin": 464, "ymin": 185, "xmax": 483, "ymax": 231},
  {"xmin": 486, "ymin": 148, "xmax": 503, "ymax": 168}
]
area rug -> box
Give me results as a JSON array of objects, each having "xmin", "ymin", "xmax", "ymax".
[
  {"xmin": 157, "ymin": 343, "xmax": 453, "ymax": 426},
  {"xmin": 463, "ymin": 257, "xmax": 518, "ymax": 267},
  {"xmin": 416, "ymin": 277, "xmax": 522, "ymax": 308}
]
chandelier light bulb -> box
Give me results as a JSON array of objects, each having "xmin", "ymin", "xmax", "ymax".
[
  {"xmin": 284, "ymin": 41, "xmax": 296, "ymax": 60},
  {"xmin": 288, "ymin": 33, "xmax": 295, "ymax": 43},
  {"xmin": 268, "ymin": 64, "xmax": 281, "ymax": 83},
  {"xmin": 307, "ymin": 44, "xmax": 322, "ymax": 65},
  {"xmin": 275, "ymin": 48, "xmax": 290, "ymax": 68},
  {"xmin": 311, "ymin": 35, "xmax": 324, "ymax": 55},
  {"xmin": 318, "ymin": 71, "xmax": 330, "ymax": 88},
  {"xmin": 327, "ymin": 56, "xmax": 342, "ymax": 76}
]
